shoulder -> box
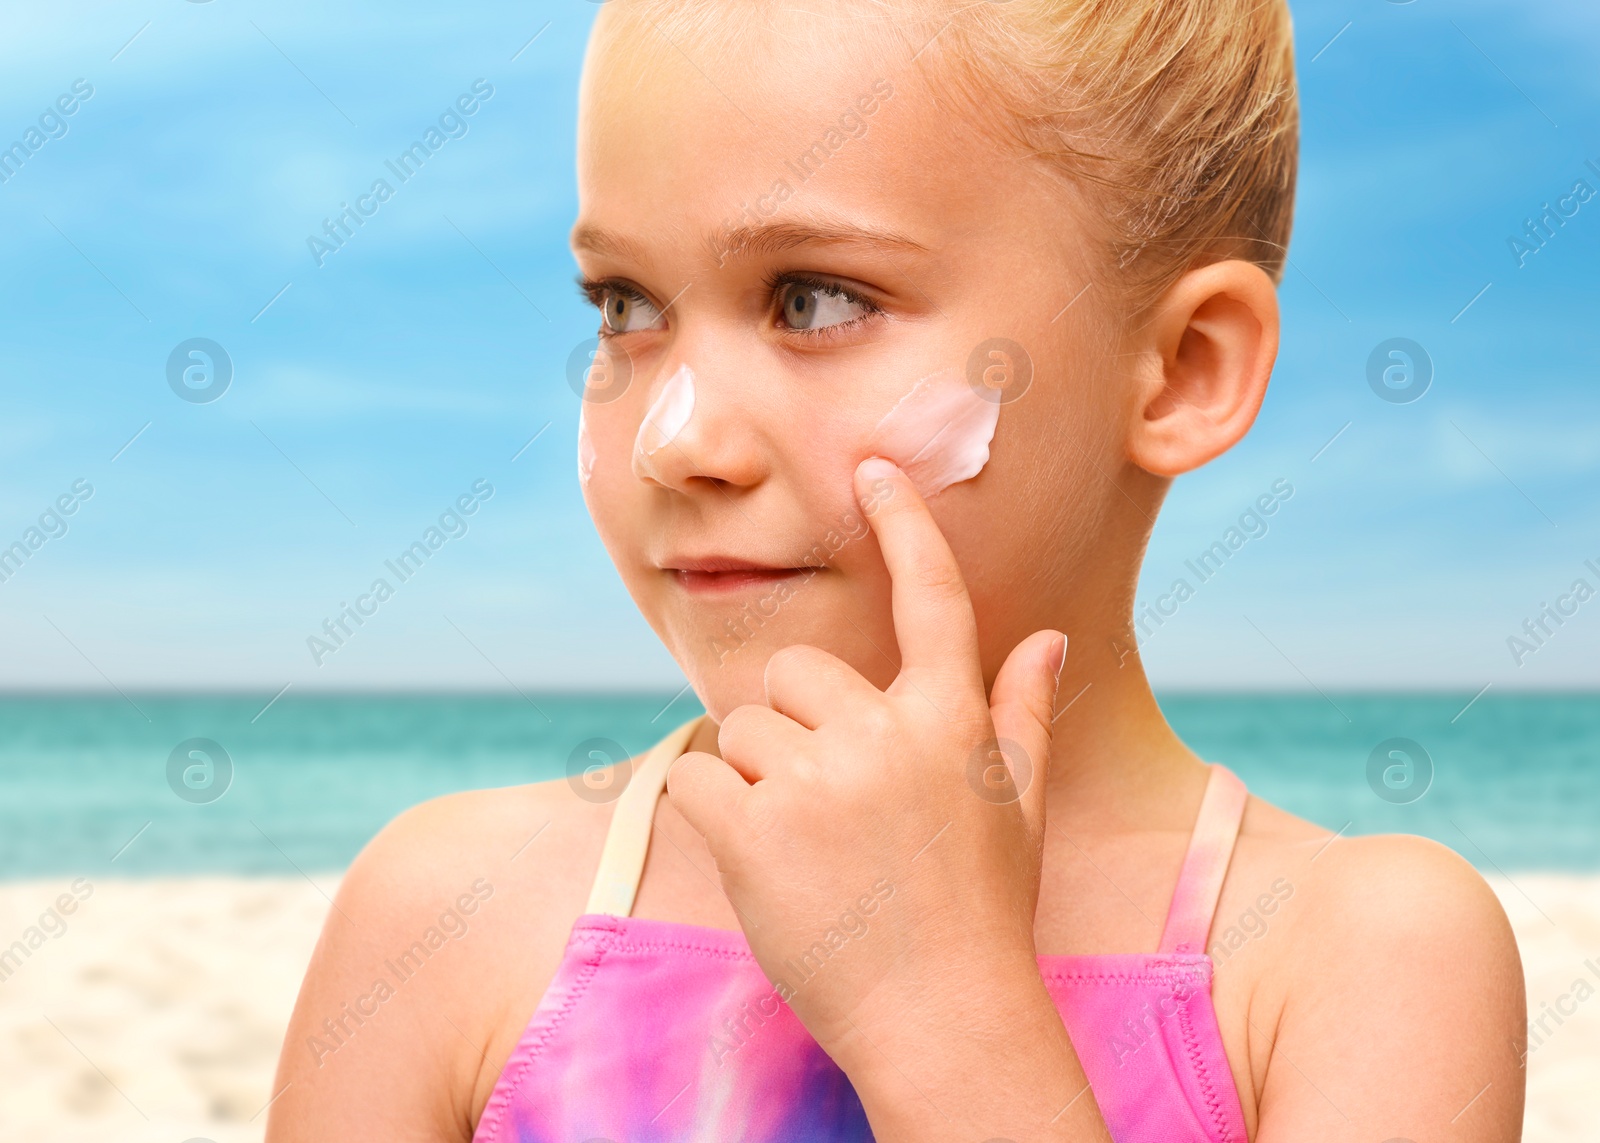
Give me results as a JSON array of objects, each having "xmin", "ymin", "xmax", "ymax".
[
  {"xmin": 325, "ymin": 775, "xmax": 615, "ymax": 990},
  {"xmin": 1265, "ymin": 823, "xmax": 1518, "ymax": 969},
  {"xmin": 342, "ymin": 775, "xmax": 611, "ymax": 915},
  {"xmin": 266, "ymin": 774, "xmax": 618, "ymax": 1141},
  {"xmin": 1221, "ymin": 810, "xmax": 1526, "ymax": 1137},
  {"xmin": 328, "ymin": 772, "xmax": 620, "ymax": 1027},
  {"xmin": 1221, "ymin": 792, "xmax": 1510, "ymax": 924},
  {"xmin": 1218, "ymin": 798, "xmax": 1519, "ymax": 987}
]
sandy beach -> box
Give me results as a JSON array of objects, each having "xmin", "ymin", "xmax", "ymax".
[{"xmin": 0, "ymin": 873, "xmax": 1595, "ymax": 1141}]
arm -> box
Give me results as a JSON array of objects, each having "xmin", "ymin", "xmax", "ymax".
[
  {"xmin": 264, "ymin": 791, "xmax": 535, "ymax": 1143},
  {"xmin": 1252, "ymin": 834, "xmax": 1526, "ymax": 1141}
]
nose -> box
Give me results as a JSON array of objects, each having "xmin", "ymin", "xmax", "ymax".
[{"xmin": 631, "ymin": 360, "xmax": 766, "ymax": 492}]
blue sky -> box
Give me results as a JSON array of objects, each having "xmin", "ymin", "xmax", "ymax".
[{"xmin": 0, "ymin": 0, "xmax": 1596, "ymax": 694}]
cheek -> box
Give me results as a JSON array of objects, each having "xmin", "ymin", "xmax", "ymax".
[
  {"xmin": 863, "ymin": 366, "xmax": 1000, "ymax": 500},
  {"xmin": 759, "ymin": 362, "xmax": 1005, "ymax": 510},
  {"xmin": 577, "ymin": 405, "xmax": 597, "ymax": 488},
  {"xmin": 576, "ymin": 398, "xmax": 647, "ymax": 543}
]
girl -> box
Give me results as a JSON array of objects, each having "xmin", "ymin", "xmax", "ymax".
[{"xmin": 269, "ymin": 2, "xmax": 1526, "ymax": 1140}]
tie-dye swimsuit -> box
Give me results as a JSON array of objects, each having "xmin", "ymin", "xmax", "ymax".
[{"xmin": 472, "ymin": 715, "xmax": 1251, "ymax": 1143}]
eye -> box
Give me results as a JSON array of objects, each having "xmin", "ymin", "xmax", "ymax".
[
  {"xmin": 598, "ymin": 284, "xmax": 664, "ymax": 334},
  {"xmin": 575, "ymin": 277, "xmax": 666, "ymax": 336},
  {"xmin": 771, "ymin": 273, "xmax": 881, "ymax": 337}
]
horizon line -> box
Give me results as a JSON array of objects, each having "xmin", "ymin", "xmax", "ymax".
[{"xmin": 0, "ymin": 685, "xmax": 1594, "ymax": 698}]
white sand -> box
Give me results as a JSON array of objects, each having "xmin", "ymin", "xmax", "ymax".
[
  {"xmin": 1493, "ymin": 874, "xmax": 1600, "ymax": 1142},
  {"xmin": 0, "ymin": 874, "xmax": 1594, "ymax": 1141},
  {"xmin": 0, "ymin": 876, "xmax": 334, "ymax": 1143}
]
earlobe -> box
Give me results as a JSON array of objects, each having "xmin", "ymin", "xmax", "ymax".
[{"xmin": 1126, "ymin": 260, "xmax": 1280, "ymax": 477}]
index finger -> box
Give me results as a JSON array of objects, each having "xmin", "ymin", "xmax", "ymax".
[{"xmin": 853, "ymin": 455, "xmax": 985, "ymax": 711}]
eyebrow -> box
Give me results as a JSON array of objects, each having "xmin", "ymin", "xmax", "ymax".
[{"xmin": 569, "ymin": 217, "xmax": 929, "ymax": 267}]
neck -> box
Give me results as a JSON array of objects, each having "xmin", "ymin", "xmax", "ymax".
[{"xmin": 1042, "ymin": 634, "xmax": 1209, "ymax": 836}]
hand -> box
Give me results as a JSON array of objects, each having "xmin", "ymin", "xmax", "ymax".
[{"xmin": 666, "ymin": 455, "xmax": 1067, "ymax": 1068}]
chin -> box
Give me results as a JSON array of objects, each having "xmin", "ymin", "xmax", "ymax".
[
  {"xmin": 677, "ymin": 655, "xmax": 768, "ymax": 727},
  {"xmin": 654, "ymin": 570, "xmax": 896, "ymax": 726},
  {"xmin": 671, "ymin": 607, "xmax": 849, "ymax": 725}
]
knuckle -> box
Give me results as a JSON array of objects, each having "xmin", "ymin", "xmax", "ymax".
[
  {"xmin": 857, "ymin": 703, "xmax": 900, "ymax": 743},
  {"xmin": 741, "ymin": 785, "xmax": 786, "ymax": 844},
  {"xmin": 910, "ymin": 555, "xmax": 966, "ymax": 598},
  {"xmin": 934, "ymin": 704, "xmax": 991, "ymax": 745}
]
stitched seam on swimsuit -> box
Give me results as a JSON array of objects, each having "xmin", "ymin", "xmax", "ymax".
[
  {"xmin": 1177, "ymin": 985, "xmax": 1234, "ymax": 1143},
  {"xmin": 476, "ymin": 927, "xmax": 616, "ymax": 1138},
  {"xmin": 1039, "ymin": 966, "xmax": 1209, "ymax": 986},
  {"xmin": 580, "ymin": 933, "xmax": 1208, "ymax": 976},
  {"xmin": 586, "ymin": 937, "xmax": 756, "ymax": 962}
]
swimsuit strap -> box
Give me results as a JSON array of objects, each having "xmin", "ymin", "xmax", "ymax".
[
  {"xmin": 1157, "ymin": 763, "xmax": 1249, "ymax": 955},
  {"xmin": 584, "ymin": 713, "xmax": 708, "ymax": 916}
]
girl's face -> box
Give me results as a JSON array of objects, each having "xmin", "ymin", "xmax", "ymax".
[{"xmin": 573, "ymin": 6, "xmax": 1139, "ymax": 723}]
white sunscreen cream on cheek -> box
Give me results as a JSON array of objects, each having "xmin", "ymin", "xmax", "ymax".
[
  {"xmin": 864, "ymin": 365, "xmax": 1001, "ymax": 498},
  {"xmin": 632, "ymin": 362, "xmax": 696, "ymax": 481},
  {"xmin": 577, "ymin": 404, "xmax": 596, "ymax": 487}
]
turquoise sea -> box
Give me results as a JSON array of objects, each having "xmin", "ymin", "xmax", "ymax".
[{"xmin": 0, "ymin": 692, "xmax": 1595, "ymax": 878}]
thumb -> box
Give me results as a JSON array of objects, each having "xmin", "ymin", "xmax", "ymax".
[{"xmin": 986, "ymin": 629, "xmax": 1065, "ymax": 838}]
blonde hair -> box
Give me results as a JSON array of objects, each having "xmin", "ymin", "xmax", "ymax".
[
  {"xmin": 608, "ymin": 0, "xmax": 1299, "ymax": 312},
  {"xmin": 941, "ymin": 0, "xmax": 1299, "ymax": 311}
]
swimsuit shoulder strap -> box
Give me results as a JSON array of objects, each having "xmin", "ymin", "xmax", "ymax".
[
  {"xmin": 583, "ymin": 713, "xmax": 707, "ymax": 917},
  {"xmin": 1157, "ymin": 763, "xmax": 1249, "ymax": 956}
]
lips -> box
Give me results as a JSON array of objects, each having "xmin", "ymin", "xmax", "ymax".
[{"xmin": 660, "ymin": 556, "xmax": 815, "ymax": 594}]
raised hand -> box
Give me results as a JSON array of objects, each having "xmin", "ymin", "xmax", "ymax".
[{"xmin": 666, "ymin": 455, "xmax": 1072, "ymax": 1125}]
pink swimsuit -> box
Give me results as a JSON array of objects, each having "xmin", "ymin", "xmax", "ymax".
[{"xmin": 473, "ymin": 715, "xmax": 1251, "ymax": 1142}]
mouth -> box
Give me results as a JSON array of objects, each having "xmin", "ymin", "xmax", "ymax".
[{"xmin": 661, "ymin": 556, "xmax": 817, "ymax": 595}]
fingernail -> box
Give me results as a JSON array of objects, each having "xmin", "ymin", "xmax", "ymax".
[
  {"xmin": 1050, "ymin": 633, "xmax": 1067, "ymax": 682},
  {"xmin": 858, "ymin": 456, "xmax": 898, "ymax": 482}
]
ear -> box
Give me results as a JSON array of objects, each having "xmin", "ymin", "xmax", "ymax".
[{"xmin": 1125, "ymin": 259, "xmax": 1280, "ymax": 477}]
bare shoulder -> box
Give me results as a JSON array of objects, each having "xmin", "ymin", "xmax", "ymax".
[
  {"xmin": 338, "ymin": 774, "xmax": 610, "ymax": 925},
  {"xmin": 1215, "ymin": 796, "xmax": 1525, "ymax": 1139},
  {"xmin": 1215, "ymin": 794, "xmax": 1516, "ymax": 944},
  {"xmin": 1290, "ymin": 830, "xmax": 1518, "ymax": 950},
  {"xmin": 266, "ymin": 774, "xmax": 616, "ymax": 1142},
  {"xmin": 1231, "ymin": 796, "xmax": 1518, "ymax": 967}
]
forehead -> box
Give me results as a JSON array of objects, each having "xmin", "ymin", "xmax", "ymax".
[{"xmin": 572, "ymin": 5, "xmax": 1023, "ymax": 270}]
